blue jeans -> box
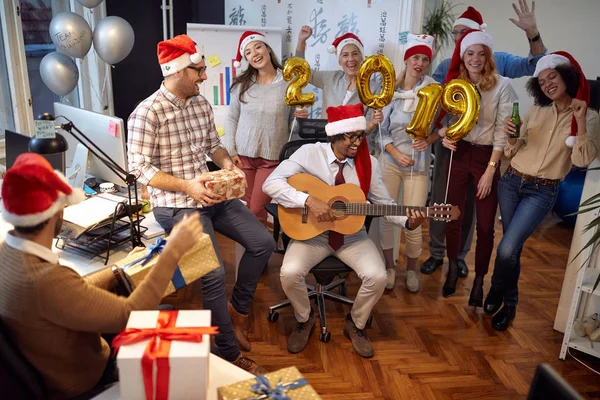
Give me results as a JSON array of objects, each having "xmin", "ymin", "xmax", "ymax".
[
  {"xmin": 154, "ymin": 200, "xmax": 275, "ymax": 361},
  {"xmin": 491, "ymin": 171, "xmax": 558, "ymax": 306}
]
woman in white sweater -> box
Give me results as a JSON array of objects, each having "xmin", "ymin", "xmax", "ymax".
[
  {"xmin": 379, "ymin": 34, "xmax": 439, "ymax": 292},
  {"xmin": 225, "ymin": 31, "xmax": 306, "ymax": 223},
  {"xmin": 438, "ymin": 30, "xmax": 517, "ymax": 305}
]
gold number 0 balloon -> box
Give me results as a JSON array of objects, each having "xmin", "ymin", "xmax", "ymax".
[
  {"xmin": 405, "ymin": 83, "xmax": 443, "ymax": 140},
  {"xmin": 282, "ymin": 57, "xmax": 315, "ymax": 108},
  {"xmin": 442, "ymin": 79, "xmax": 480, "ymax": 142},
  {"xmin": 357, "ymin": 55, "xmax": 396, "ymax": 109}
]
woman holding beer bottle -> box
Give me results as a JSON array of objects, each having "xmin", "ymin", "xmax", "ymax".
[{"xmin": 485, "ymin": 51, "xmax": 598, "ymax": 331}]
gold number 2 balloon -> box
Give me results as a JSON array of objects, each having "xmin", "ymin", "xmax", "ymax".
[
  {"xmin": 282, "ymin": 57, "xmax": 315, "ymax": 108},
  {"xmin": 405, "ymin": 83, "xmax": 443, "ymax": 140},
  {"xmin": 442, "ymin": 79, "xmax": 480, "ymax": 142},
  {"xmin": 357, "ymin": 54, "xmax": 396, "ymax": 109}
]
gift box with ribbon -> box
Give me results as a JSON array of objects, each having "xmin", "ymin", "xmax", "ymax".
[
  {"xmin": 115, "ymin": 234, "xmax": 220, "ymax": 298},
  {"xmin": 204, "ymin": 169, "xmax": 246, "ymax": 200},
  {"xmin": 114, "ymin": 310, "xmax": 218, "ymax": 400},
  {"xmin": 217, "ymin": 366, "xmax": 321, "ymax": 400}
]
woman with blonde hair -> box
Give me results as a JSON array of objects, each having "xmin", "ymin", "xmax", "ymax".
[
  {"xmin": 379, "ymin": 34, "xmax": 439, "ymax": 291},
  {"xmin": 437, "ymin": 30, "xmax": 517, "ymax": 304}
]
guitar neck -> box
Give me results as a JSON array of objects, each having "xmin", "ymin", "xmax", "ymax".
[{"xmin": 340, "ymin": 203, "xmax": 429, "ymax": 217}]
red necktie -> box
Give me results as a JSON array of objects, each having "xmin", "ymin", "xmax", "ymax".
[{"xmin": 329, "ymin": 161, "xmax": 345, "ymax": 251}]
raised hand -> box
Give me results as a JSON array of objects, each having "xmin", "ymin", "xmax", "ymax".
[
  {"xmin": 510, "ymin": 0, "xmax": 538, "ymax": 35},
  {"xmin": 298, "ymin": 25, "xmax": 313, "ymax": 42}
]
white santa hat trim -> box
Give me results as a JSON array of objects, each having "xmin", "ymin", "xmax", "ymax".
[
  {"xmin": 325, "ymin": 116, "xmax": 366, "ymax": 136},
  {"xmin": 161, "ymin": 52, "xmax": 203, "ymax": 77},
  {"xmin": 460, "ymin": 31, "xmax": 493, "ymax": 58},
  {"xmin": 454, "ymin": 18, "xmax": 487, "ymax": 31},
  {"xmin": 328, "ymin": 38, "xmax": 364, "ymax": 59},
  {"xmin": 533, "ymin": 54, "xmax": 571, "ymax": 78}
]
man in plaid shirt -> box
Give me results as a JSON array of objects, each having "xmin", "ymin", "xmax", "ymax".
[{"xmin": 128, "ymin": 35, "xmax": 273, "ymax": 375}]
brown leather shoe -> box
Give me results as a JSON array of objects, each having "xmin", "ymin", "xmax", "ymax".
[
  {"xmin": 231, "ymin": 354, "xmax": 267, "ymax": 376},
  {"xmin": 343, "ymin": 314, "xmax": 374, "ymax": 358},
  {"xmin": 228, "ymin": 302, "xmax": 251, "ymax": 352},
  {"xmin": 287, "ymin": 309, "xmax": 316, "ymax": 354}
]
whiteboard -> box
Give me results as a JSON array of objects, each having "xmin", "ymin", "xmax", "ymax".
[{"xmin": 187, "ymin": 23, "xmax": 284, "ymax": 132}]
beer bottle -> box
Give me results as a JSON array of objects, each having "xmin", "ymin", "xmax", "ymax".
[{"xmin": 510, "ymin": 101, "xmax": 521, "ymax": 139}]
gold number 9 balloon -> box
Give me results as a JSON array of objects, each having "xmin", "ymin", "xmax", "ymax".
[
  {"xmin": 442, "ymin": 79, "xmax": 480, "ymax": 142},
  {"xmin": 405, "ymin": 83, "xmax": 443, "ymax": 140},
  {"xmin": 282, "ymin": 57, "xmax": 315, "ymax": 108},
  {"xmin": 357, "ymin": 55, "xmax": 396, "ymax": 109}
]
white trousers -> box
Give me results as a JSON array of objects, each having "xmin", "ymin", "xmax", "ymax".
[{"xmin": 280, "ymin": 229, "xmax": 387, "ymax": 329}]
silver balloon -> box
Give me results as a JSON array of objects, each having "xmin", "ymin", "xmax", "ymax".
[
  {"xmin": 40, "ymin": 52, "xmax": 79, "ymax": 96},
  {"xmin": 50, "ymin": 12, "xmax": 93, "ymax": 59},
  {"xmin": 93, "ymin": 16, "xmax": 135, "ymax": 65},
  {"xmin": 76, "ymin": 0, "xmax": 104, "ymax": 8}
]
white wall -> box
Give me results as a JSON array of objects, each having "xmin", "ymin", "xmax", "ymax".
[{"xmin": 433, "ymin": 0, "xmax": 600, "ymax": 112}]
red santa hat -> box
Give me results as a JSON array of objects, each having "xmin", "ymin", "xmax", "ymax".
[
  {"xmin": 533, "ymin": 51, "xmax": 590, "ymax": 148},
  {"xmin": 328, "ymin": 33, "xmax": 364, "ymax": 60},
  {"xmin": 157, "ymin": 34, "xmax": 204, "ymax": 77},
  {"xmin": 404, "ymin": 33, "xmax": 434, "ymax": 61},
  {"xmin": 233, "ymin": 31, "xmax": 269, "ymax": 68},
  {"xmin": 1, "ymin": 153, "xmax": 85, "ymax": 227},
  {"xmin": 454, "ymin": 6, "xmax": 487, "ymax": 31},
  {"xmin": 435, "ymin": 29, "xmax": 492, "ymax": 128},
  {"xmin": 325, "ymin": 103, "xmax": 371, "ymax": 195}
]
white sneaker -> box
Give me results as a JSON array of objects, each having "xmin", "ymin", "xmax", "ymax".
[
  {"xmin": 406, "ymin": 270, "xmax": 420, "ymax": 293},
  {"xmin": 385, "ymin": 268, "xmax": 396, "ymax": 290}
]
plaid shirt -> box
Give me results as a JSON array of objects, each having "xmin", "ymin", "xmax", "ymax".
[{"xmin": 127, "ymin": 84, "xmax": 224, "ymax": 208}]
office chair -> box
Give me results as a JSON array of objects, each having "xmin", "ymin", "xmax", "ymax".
[{"xmin": 265, "ymin": 138, "xmax": 374, "ymax": 343}]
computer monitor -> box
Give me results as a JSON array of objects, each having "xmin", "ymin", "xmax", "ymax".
[
  {"xmin": 53, "ymin": 103, "xmax": 127, "ymax": 186},
  {"xmin": 5, "ymin": 129, "xmax": 64, "ymax": 172}
]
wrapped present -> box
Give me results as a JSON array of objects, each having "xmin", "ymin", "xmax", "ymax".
[
  {"xmin": 114, "ymin": 310, "xmax": 217, "ymax": 400},
  {"xmin": 217, "ymin": 366, "xmax": 321, "ymax": 400},
  {"xmin": 115, "ymin": 235, "xmax": 219, "ymax": 298},
  {"xmin": 204, "ymin": 169, "xmax": 246, "ymax": 200}
]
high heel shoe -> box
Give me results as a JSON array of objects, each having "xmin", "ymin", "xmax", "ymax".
[
  {"xmin": 468, "ymin": 281, "xmax": 484, "ymax": 308},
  {"xmin": 491, "ymin": 305, "xmax": 516, "ymax": 331},
  {"xmin": 442, "ymin": 260, "xmax": 459, "ymax": 298},
  {"xmin": 483, "ymin": 287, "xmax": 503, "ymax": 315}
]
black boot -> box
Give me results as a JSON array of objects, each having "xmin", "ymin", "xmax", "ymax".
[
  {"xmin": 468, "ymin": 276, "xmax": 484, "ymax": 308},
  {"xmin": 491, "ymin": 305, "xmax": 516, "ymax": 331},
  {"xmin": 442, "ymin": 260, "xmax": 459, "ymax": 298},
  {"xmin": 483, "ymin": 287, "xmax": 503, "ymax": 315}
]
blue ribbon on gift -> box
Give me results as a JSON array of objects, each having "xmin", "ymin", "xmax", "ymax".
[
  {"xmin": 121, "ymin": 237, "xmax": 186, "ymax": 290},
  {"xmin": 249, "ymin": 376, "xmax": 308, "ymax": 400}
]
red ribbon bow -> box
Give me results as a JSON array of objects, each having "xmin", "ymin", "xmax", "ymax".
[{"xmin": 112, "ymin": 310, "xmax": 219, "ymax": 400}]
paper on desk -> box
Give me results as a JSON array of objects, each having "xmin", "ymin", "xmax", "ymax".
[{"xmin": 63, "ymin": 193, "xmax": 125, "ymax": 229}]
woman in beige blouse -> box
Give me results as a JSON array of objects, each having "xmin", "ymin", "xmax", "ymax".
[{"xmin": 484, "ymin": 52, "xmax": 598, "ymax": 331}]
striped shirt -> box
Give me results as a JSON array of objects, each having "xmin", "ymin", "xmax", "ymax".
[{"xmin": 127, "ymin": 84, "xmax": 224, "ymax": 208}]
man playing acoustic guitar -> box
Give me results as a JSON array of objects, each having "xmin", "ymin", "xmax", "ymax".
[{"xmin": 263, "ymin": 103, "xmax": 427, "ymax": 358}]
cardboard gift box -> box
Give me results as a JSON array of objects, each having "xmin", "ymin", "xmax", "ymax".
[
  {"xmin": 204, "ymin": 169, "xmax": 246, "ymax": 200},
  {"xmin": 217, "ymin": 366, "xmax": 321, "ymax": 400},
  {"xmin": 115, "ymin": 234, "xmax": 219, "ymax": 298},
  {"xmin": 115, "ymin": 310, "xmax": 217, "ymax": 400}
]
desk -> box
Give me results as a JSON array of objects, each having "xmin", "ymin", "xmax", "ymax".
[{"xmin": 92, "ymin": 353, "xmax": 254, "ymax": 399}]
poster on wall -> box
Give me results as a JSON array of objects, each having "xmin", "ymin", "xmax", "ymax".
[{"xmin": 224, "ymin": 0, "xmax": 404, "ymax": 118}]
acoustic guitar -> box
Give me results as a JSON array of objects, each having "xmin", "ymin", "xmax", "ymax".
[{"xmin": 278, "ymin": 174, "xmax": 461, "ymax": 241}]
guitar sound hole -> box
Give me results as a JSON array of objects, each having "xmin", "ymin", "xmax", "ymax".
[{"xmin": 331, "ymin": 200, "xmax": 347, "ymax": 217}]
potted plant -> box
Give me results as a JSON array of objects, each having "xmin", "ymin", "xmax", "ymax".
[{"xmin": 422, "ymin": 0, "xmax": 457, "ymax": 52}]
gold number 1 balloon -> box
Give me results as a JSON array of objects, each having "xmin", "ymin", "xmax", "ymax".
[
  {"xmin": 405, "ymin": 83, "xmax": 443, "ymax": 140},
  {"xmin": 282, "ymin": 57, "xmax": 315, "ymax": 108},
  {"xmin": 357, "ymin": 54, "xmax": 396, "ymax": 109},
  {"xmin": 443, "ymin": 79, "xmax": 480, "ymax": 142}
]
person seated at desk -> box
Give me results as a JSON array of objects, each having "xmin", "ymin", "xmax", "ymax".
[
  {"xmin": 263, "ymin": 103, "xmax": 426, "ymax": 358},
  {"xmin": 0, "ymin": 153, "xmax": 203, "ymax": 399},
  {"xmin": 127, "ymin": 34, "xmax": 273, "ymax": 374}
]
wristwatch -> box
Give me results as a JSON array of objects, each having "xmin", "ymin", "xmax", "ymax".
[
  {"xmin": 528, "ymin": 32, "xmax": 541, "ymax": 43},
  {"xmin": 488, "ymin": 161, "xmax": 498, "ymax": 168}
]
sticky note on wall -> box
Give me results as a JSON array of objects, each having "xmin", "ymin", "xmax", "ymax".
[
  {"xmin": 207, "ymin": 55, "xmax": 221, "ymax": 68},
  {"xmin": 216, "ymin": 125, "xmax": 225, "ymax": 136}
]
